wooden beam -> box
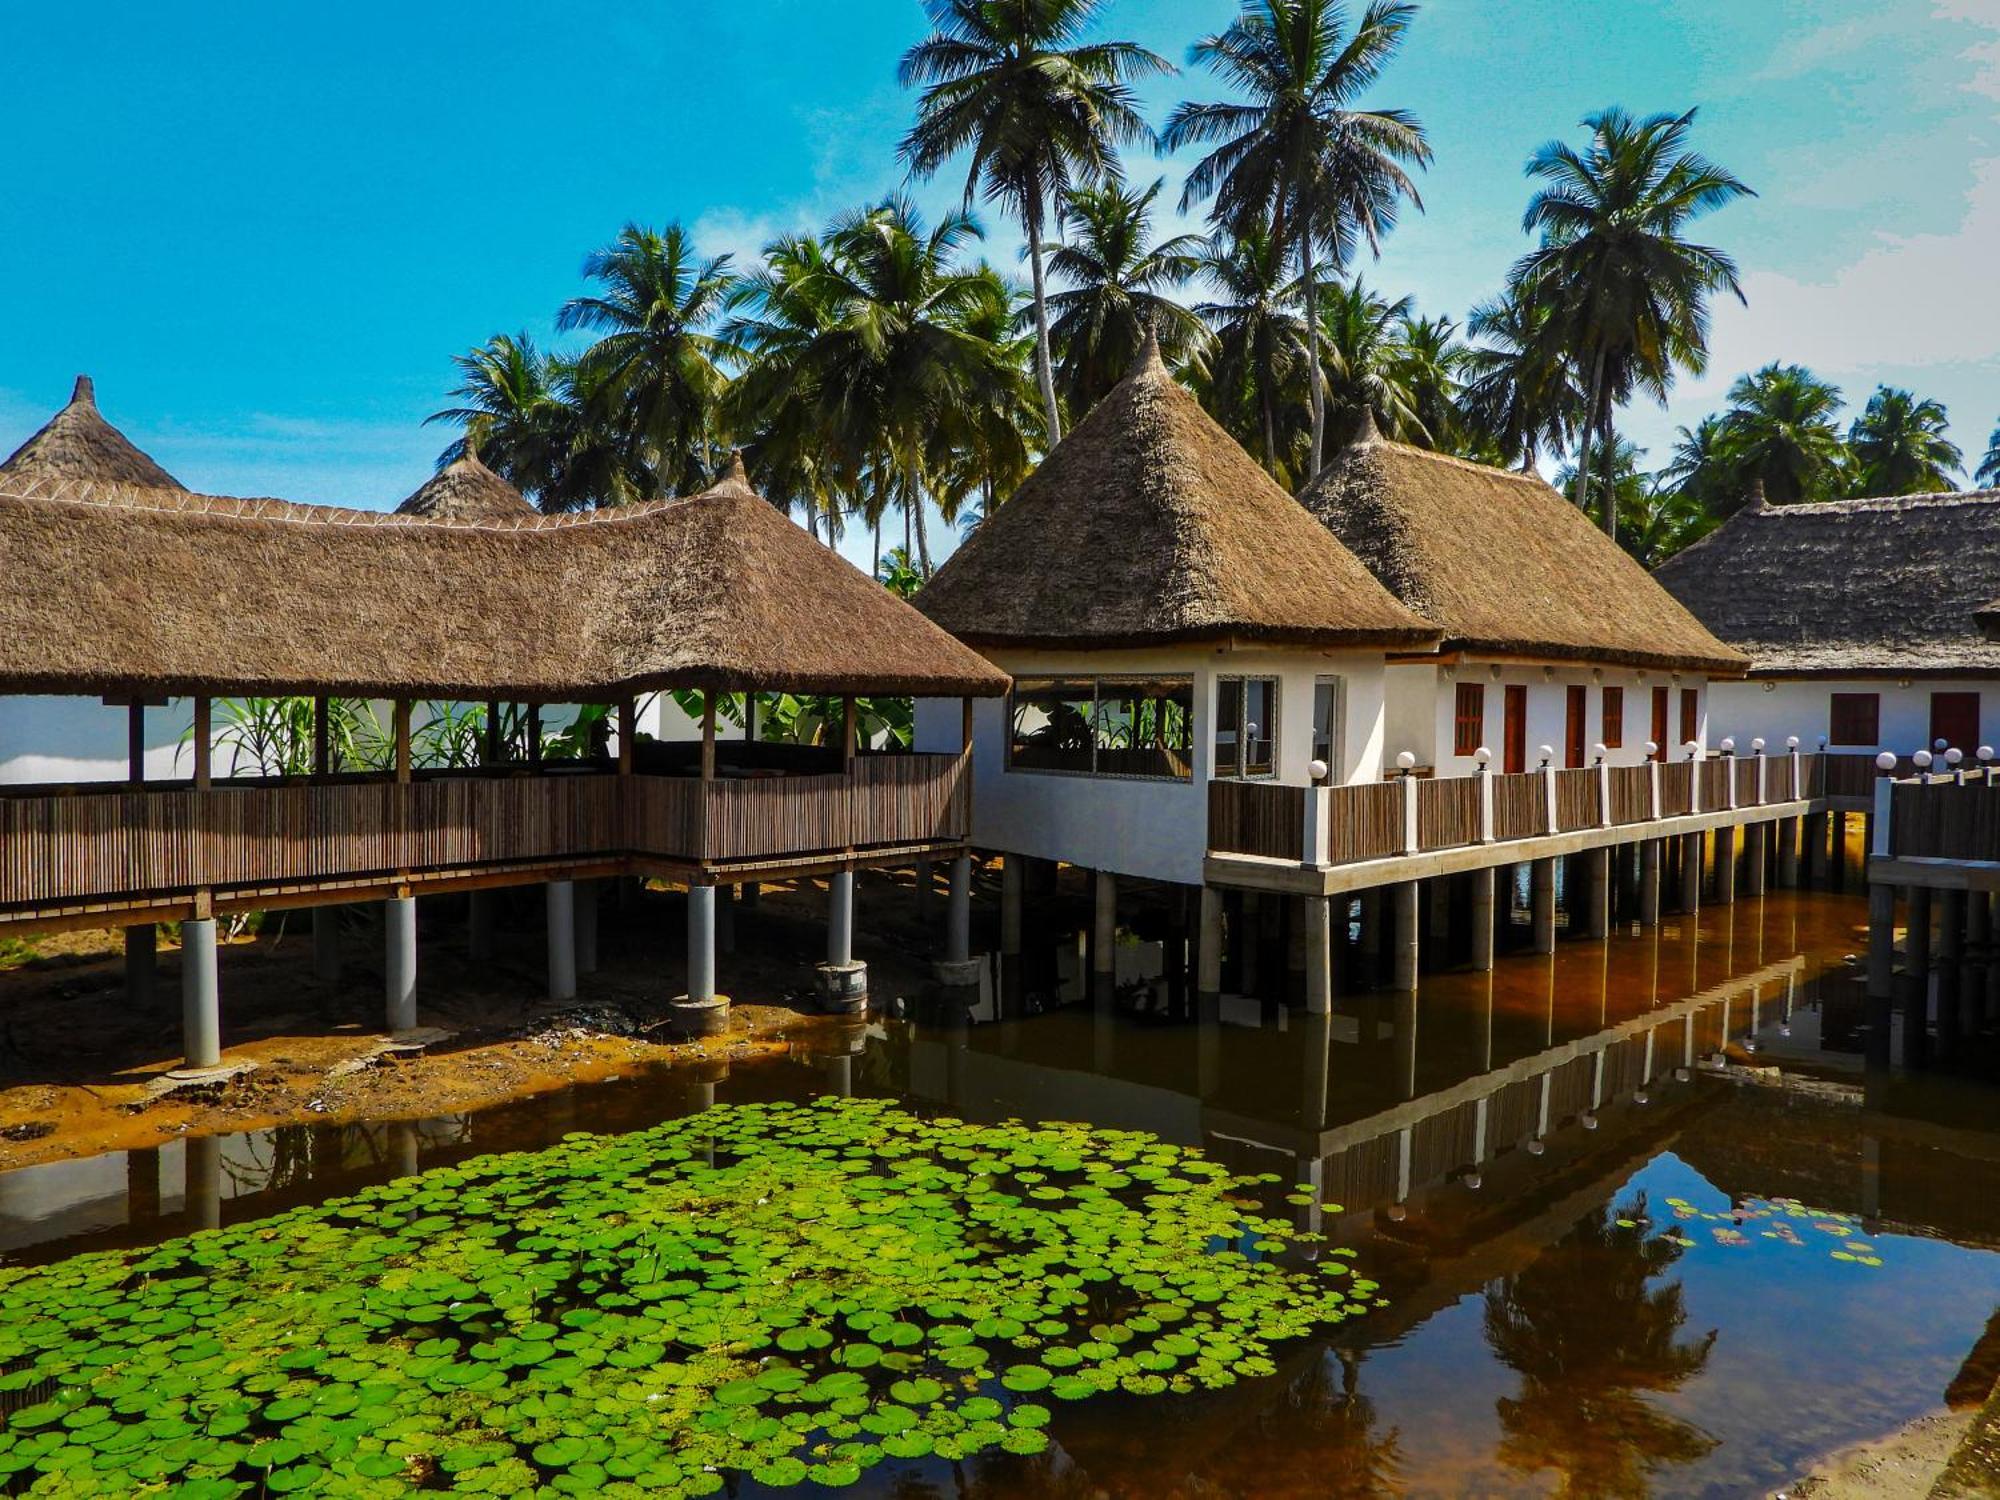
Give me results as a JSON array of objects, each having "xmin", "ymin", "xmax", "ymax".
[
  {"xmin": 126, "ymin": 702, "xmax": 145, "ymax": 786},
  {"xmin": 484, "ymin": 701, "xmax": 502, "ymax": 765},
  {"xmin": 618, "ymin": 698, "xmax": 635, "ymax": 776},
  {"xmin": 745, "ymin": 691, "xmax": 758, "ymax": 744},
  {"xmin": 701, "ymin": 693, "xmax": 717, "ymax": 781},
  {"xmin": 527, "ymin": 704, "xmax": 543, "ymax": 767},
  {"xmin": 842, "ymin": 697, "xmax": 858, "ymax": 769},
  {"xmin": 961, "ymin": 696, "xmax": 974, "ymax": 754},
  {"xmin": 394, "ymin": 700, "xmax": 412, "ymax": 785},
  {"xmin": 192, "ymin": 697, "xmax": 212, "ymax": 791},
  {"xmin": 312, "ymin": 695, "xmax": 330, "ymax": 778}
]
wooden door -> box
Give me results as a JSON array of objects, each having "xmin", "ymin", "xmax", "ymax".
[
  {"xmin": 1651, "ymin": 687, "xmax": 1669, "ymax": 760},
  {"xmin": 1680, "ymin": 688, "xmax": 1700, "ymax": 750},
  {"xmin": 1931, "ymin": 692, "xmax": 1980, "ymax": 753},
  {"xmin": 1504, "ymin": 685, "xmax": 1528, "ymax": 774},
  {"xmin": 1565, "ymin": 685, "xmax": 1587, "ymax": 767}
]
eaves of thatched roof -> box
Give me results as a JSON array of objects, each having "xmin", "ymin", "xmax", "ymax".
[
  {"xmin": 1301, "ymin": 420, "xmax": 1747, "ymax": 676},
  {"xmin": 0, "ymin": 467, "xmax": 1008, "ymax": 701},
  {"xmin": 1655, "ymin": 489, "xmax": 2000, "ymax": 676},
  {"xmin": 914, "ymin": 338, "xmax": 1439, "ymax": 654},
  {"xmin": 0, "ymin": 377, "xmax": 184, "ymax": 493}
]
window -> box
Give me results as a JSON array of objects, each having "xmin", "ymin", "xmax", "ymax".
[
  {"xmin": 1651, "ymin": 687, "xmax": 1670, "ymax": 760},
  {"xmin": 1503, "ymin": 684, "xmax": 1528, "ymax": 774},
  {"xmin": 1453, "ymin": 682, "xmax": 1485, "ymax": 758},
  {"xmin": 1680, "ymin": 687, "xmax": 1700, "ymax": 749},
  {"xmin": 1214, "ymin": 676, "xmax": 1278, "ymax": 778},
  {"xmin": 1930, "ymin": 692, "xmax": 1980, "ymax": 753},
  {"xmin": 1565, "ymin": 685, "xmax": 1587, "ymax": 767},
  {"xmin": 1601, "ymin": 686, "xmax": 1624, "ymax": 749},
  {"xmin": 1312, "ymin": 677, "xmax": 1342, "ymax": 774},
  {"xmin": 1829, "ymin": 692, "xmax": 1881, "ymax": 748},
  {"xmin": 1010, "ymin": 677, "xmax": 1193, "ymax": 778}
]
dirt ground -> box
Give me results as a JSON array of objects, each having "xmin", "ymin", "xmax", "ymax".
[{"xmin": 0, "ymin": 870, "xmax": 950, "ymax": 1173}]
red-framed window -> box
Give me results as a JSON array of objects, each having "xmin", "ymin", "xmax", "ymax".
[
  {"xmin": 1602, "ymin": 686, "xmax": 1624, "ymax": 749},
  {"xmin": 1829, "ymin": 693, "xmax": 1880, "ymax": 747},
  {"xmin": 1453, "ymin": 682, "xmax": 1485, "ymax": 758}
]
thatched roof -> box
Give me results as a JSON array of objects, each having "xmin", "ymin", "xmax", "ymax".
[
  {"xmin": 0, "ymin": 469, "xmax": 1008, "ymax": 700},
  {"xmin": 0, "ymin": 377, "xmax": 184, "ymax": 492},
  {"xmin": 1656, "ymin": 488, "xmax": 2000, "ymax": 675},
  {"xmin": 394, "ymin": 439, "xmax": 536, "ymax": 521},
  {"xmin": 915, "ymin": 337, "xmax": 1438, "ymax": 652},
  {"xmin": 1301, "ymin": 419, "xmax": 1746, "ymax": 674}
]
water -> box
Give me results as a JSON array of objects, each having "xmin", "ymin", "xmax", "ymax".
[{"xmin": 8, "ymin": 886, "xmax": 2000, "ymax": 1496}]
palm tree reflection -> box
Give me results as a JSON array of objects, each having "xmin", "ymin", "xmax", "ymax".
[{"xmin": 1484, "ymin": 1192, "xmax": 1718, "ymax": 1497}]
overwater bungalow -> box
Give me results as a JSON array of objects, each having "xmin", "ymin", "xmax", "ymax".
[
  {"xmin": 0, "ymin": 381, "xmax": 1006, "ymax": 1066},
  {"xmin": 1300, "ymin": 413, "xmax": 1749, "ymax": 774},
  {"xmin": 1656, "ymin": 486, "xmax": 2000, "ymax": 790}
]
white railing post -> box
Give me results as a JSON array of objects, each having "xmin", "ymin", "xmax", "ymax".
[
  {"xmin": 1752, "ymin": 739, "xmax": 1767, "ymax": 805},
  {"xmin": 1303, "ymin": 781, "xmax": 1332, "ymax": 867},
  {"xmin": 1721, "ymin": 738, "xmax": 1738, "ymax": 810},
  {"xmin": 1871, "ymin": 773, "xmax": 1893, "ymax": 857},
  {"xmin": 1477, "ymin": 750, "xmax": 1495, "ymax": 843},
  {"xmin": 1647, "ymin": 744, "xmax": 1663, "ymax": 820},
  {"xmin": 1688, "ymin": 743, "xmax": 1702, "ymax": 817},
  {"xmin": 1540, "ymin": 747, "xmax": 1558, "ymax": 835},
  {"xmin": 1400, "ymin": 759, "xmax": 1420, "ymax": 855},
  {"xmin": 1595, "ymin": 744, "xmax": 1612, "ymax": 828},
  {"xmin": 1787, "ymin": 738, "xmax": 1801, "ymax": 801}
]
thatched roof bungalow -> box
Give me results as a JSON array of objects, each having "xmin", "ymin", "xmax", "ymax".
[
  {"xmin": 1300, "ymin": 418, "xmax": 1747, "ymax": 774},
  {"xmin": 1655, "ymin": 489, "xmax": 2000, "ymax": 756},
  {"xmin": 0, "ymin": 376, "xmax": 184, "ymax": 493}
]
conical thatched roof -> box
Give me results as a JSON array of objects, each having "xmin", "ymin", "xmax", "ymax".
[
  {"xmin": 1300, "ymin": 425, "xmax": 1746, "ymax": 674},
  {"xmin": 0, "ymin": 377, "xmax": 184, "ymax": 493},
  {"xmin": 0, "ymin": 475, "xmax": 1008, "ymax": 700},
  {"xmin": 394, "ymin": 438, "xmax": 536, "ymax": 521},
  {"xmin": 1656, "ymin": 488, "xmax": 2000, "ymax": 674},
  {"xmin": 916, "ymin": 337, "xmax": 1438, "ymax": 651}
]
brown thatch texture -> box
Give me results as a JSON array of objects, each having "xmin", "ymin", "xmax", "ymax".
[
  {"xmin": 1656, "ymin": 489, "xmax": 2000, "ymax": 674},
  {"xmin": 915, "ymin": 341, "xmax": 1438, "ymax": 651},
  {"xmin": 0, "ymin": 473, "xmax": 1009, "ymax": 700},
  {"xmin": 0, "ymin": 377, "xmax": 184, "ymax": 492},
  {"xmin": 393, "ymin": 445, "xmax": 536, "ymax": 521},
  {"xmin": 1301, "ymin": 430, "xmax": 1746, "ymax": 674}
]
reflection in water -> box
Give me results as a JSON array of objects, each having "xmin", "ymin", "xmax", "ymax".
[
  {"xmin": 10, "ymin": 887, "xmax": 2000, "ymax": 1495},
  {"xmin": 1485, "ymin": 1192, "xmax": 1717, "ymax": 1498}
]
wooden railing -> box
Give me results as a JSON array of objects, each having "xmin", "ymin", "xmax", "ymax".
[
  {"xmin": 1206, "ymin": 781, "xmax": 1306, "ymax": 862},
  {"xmin": 1554, "ymin": 768, "xmax": 1598, "ymax": 832},
  {"xmin": 1609, "ymin": 764, "xmax": 1650, "ymax": 825},
  {"xmin": 1660, "ymin": 761, "xmax": 1694, "ymax": 818},
  {"xmin": 1699, "ymin": 759, "xmax": 1731, "ymax": 810},
  {"xmin": 1417, "ymin": 776, "xmax": 1480, "ymax": 851},
  {"xmin": 1494, "ymin": 774, "xmax": 1545, "ymax": 842},
  {"xmin": 1328, "ymin": 782, "xmax": 1404, "ymax": 864},
  {"xmin": 0, "ymin": 756, "xmax": 971, "ymax": 913},
  {"xmin": 1887, "ymin": 776, "xmax": 2000, "ymax": 860}
]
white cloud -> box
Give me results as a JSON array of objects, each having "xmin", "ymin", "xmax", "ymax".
[{"xmin": 1936, "ymin": 0, "xmax": 2000, "ymax": 99}]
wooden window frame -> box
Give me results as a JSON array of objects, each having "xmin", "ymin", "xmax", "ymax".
[
  {"xmin": 1680, "ymin": 687, "xmax": 1700, "ymax": 750},
  {"xmin": 1452, "ymin": 682, "xmax": 1485, "ymax": 759},
  {"xmin": 1601, "ymin": 685, "xmax": 1624, "ymax": 750},
  {"xmin": 1829, "ymin": 692, "xmax": 1881, "ymax": 749}
]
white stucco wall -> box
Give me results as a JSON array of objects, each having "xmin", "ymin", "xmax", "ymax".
[
  {"xmin": 1381, "ymin": 658, "xmax": 1712, "ymax": 776},
  {"xmin": 915, "ymin": 643, "xmax": 1392, "ymax": 885},
  {"xmin": 1708, "ymin": 677, "xmax": 2000, "ymax": 757}
]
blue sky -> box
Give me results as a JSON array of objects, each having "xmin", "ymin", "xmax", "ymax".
[{"xmin": 2, "ymin": 0, "xmax": 1995, "ymax": 567}]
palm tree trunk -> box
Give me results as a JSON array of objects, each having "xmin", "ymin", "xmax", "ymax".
[
  {"xmin": 872, "ymin": 515, "xmax": 882, "ymax": 582},
  {"xmin": 1598, "ymin": 405, "xmax": 1618, "ymax": 542},
  {"xmin": 1025, "ymin": 185, "xmax": 1064, "ymax": 448},
  {"xmin": 913, "ymin": 494, "xmax": 934, "ymax": 579},
  {"xmin": 1572, "ymin": 346, "xmax": 1608, "ymax": 517},
  {"xmin": 1262, "ymin": 380, "xmax": 1277, "ymax": 475},
  {"xmin": 1302, "ymin": 214, "xmax": 1326, "ymax": 479}
]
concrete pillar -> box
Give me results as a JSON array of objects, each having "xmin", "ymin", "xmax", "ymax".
[
  {"xmin": 179, "ymin": 917, "xmax": 220, "ymax": 1069},
  {"xmin": 546, "ymin": 881, "xmax": 577, "ymax": 1003},
  {"xmin": 1745, "ymin": 824, "xmax": 1767, "ymax": 897},
  {"xmin": 1639, "ymin": 839, "xmax": 1662, "ymax": 926},
  {"xmin": 127, "ymin": 1147, "xmax": 162, "ymax": 1224},
  {"xmin": 1428, "ymin": 878, "xmax": 1453, "ymax": 941},
  {"xmin": 125, "ymin": 925, "xmax": 156, "ymax": 1008},
  {"xmin": 1939, "ymin": 888, "xmax": 1965, "ymax": 1053},
  {"xmin": 185, "ymin": 1133, "xmax": 222, "ymax": 1233},
  {"xmin": 392, "ymin": 1121, "xmax": 420, "ymax": 1177},
  {"xmin": 1303, "ymin": 896, "xmax": 1333, "ymax": 1013},
  {"xmin": 1584, "ymin": 848, "xmax": 1611, "ymax": 939},
  {"xmin": 1831, "ymin": 811, "xmax": 1850, "ymax": 891},
  {"xmin": 1390, "ymin": 881, "xmax": 1420, "ymax": 991},
  {"xmin": 1806, "ymin": 811, "xmax": 1829, "ymax": 888},
  {"xmin": 828, "ymin": 871, "xmax": 855, "ymax": 966},
  {"xmin": 1903, "ymin": 884, "xmax": 1931, "ymax": 1069},
  {"xmin": 1240, "ymin": 892, "xmax": 1262, "ymax": 996},
  {"xmin": 687, "ymin": 886, "xmax": 717, "ymax": 1002},
  {"xmin": 1681, "ymin": 832, "xmax": 1703, "ymax": 914},
  {"xmin": 1714, "ymin": 827, "xmax": 1737, "ymax": 905},
  {"xmin": 1531, "ymin": 859, "xmax": 1556, "ymax": 954},
  {"xmin": 576, "ymin": 881, "xmax": 599, "ymax": 975},
  {"xmin": 1198, "ymin": 886, "xmax": 1224, "ymax": 996},
  {"xmin": 945, "ymin": 855, "xmax": 972, "ymax": 967},
  {"xmin": 1000, "ymin": 858, "xmax": 1023, "ymax": 956},
  {"xmin": 385, "ymin": 897, "xmax": 417, "ymax": 1033},
  {"xmin": 1777, "ymin": 817, "xmax": 1800, "ymax": 889},
  {"xmin": 466, "ymin": 891, "xmax": 494, "ymax": 963},
  {"xmin": 1469, "ymin": 866, "xmax": 1496, "ymax": 973},
  {"xmin": 1092, "ymin": 871, "xmax": 1116, "ymax": 976}
]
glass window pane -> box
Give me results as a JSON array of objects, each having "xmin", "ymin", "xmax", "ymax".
[
  {"xmin": 1009, "ymin": 679, "xmax": 1096, "ymax": 772},
  {"xmin": 1313, "ymin": 680, "xmax": 1339, "ymax": 771},
  {"xmin": 1214, "ymin": 678, "xmax": 1243, "ymax": 779},
  {"xmin": 1243, "ymin": 678, "xmax": 1276, "ymax": 776},
  {"xmin": 1096, "ymin": 678, "xmax": 1194, "ymax": 779}
]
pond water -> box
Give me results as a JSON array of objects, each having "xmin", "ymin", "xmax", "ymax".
[{"xmin": 8, "ymin": 886, "xmax": 2000, "ymax": 1497}]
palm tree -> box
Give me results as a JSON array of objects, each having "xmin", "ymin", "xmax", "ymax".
[
  {"xmin": 1459, "ymin": 290, "xmax": 1577, "ymax": 470},
  {"xmin": 1165, "ymin": 0, "xmax": 1430, "ymax": 478},
  {"xmin": 1621, "ymin": 475, "xmax": 1718, "ymax": 567},
  {"xmin": 1190, "ymin": 225, "xmax": 1309, "ymax": 480},
  {"xmin": 427, "ymin": 332, "xmax": 568, "ymax": 502},
  {"xmin": 1316, "ymin": 278, "xmax": 1422, "ymax": 442},
  {"xmin": 899, "ymin": 0, "xmax": 1171, "ymax": 449},
  {"xmin": 1388, "ymin": 312, "xmax": 1470, "ymax": 452},
  {"xmin": 1511, "ymin": 107, "xmax": 1753, "ymax": 540},
  {"xmin": 1980, "ymin": 421, "xmax": 2000, "ymax": 488},
  {"xmin": 556, "ymin": 223, "xmax": 741, "ymax": 498},
  {"xmin": 1719, "ymin": 362, "xmax": 1849, "ymax": 504},
  {"xmin": 1655, "ymin": 414, "xmax": 1741, "ymax": 514},
  {"xmin": 1044, "ymin": 177, "xmax": 1209, "ymax": 416},
  {"xmin": 1556, "ymin": 435, "xmax": 1649, "ymax": 531},
  {"xmin": 1846, "ymin": 386, "xmax": 1962, "ymax": 495}
]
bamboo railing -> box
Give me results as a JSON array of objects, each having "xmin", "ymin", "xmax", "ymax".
[
  {"xmin": 1417, "ymin": 776, "xmax": 1480, "ymax": 851},
  {"xmin": 1206, "ymin": 781, "xmax": 1307, "ymax": 862}
]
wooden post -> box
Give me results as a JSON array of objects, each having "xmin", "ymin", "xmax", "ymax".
[
  {"xmin": 617, "ymin": 698, "xmax": 635, "ymax": 776},
  {"xmin": 127, "ymin": 701, "xmax": 146, "ymax": 786},
  {"xmin": 484, "ymin": 700, "xmax": 502, "ymax": 765},
  {"xmin": 745, "ymin": 691, "xmax": 758, "ymax": 744},
  {"xmin": 842, "ymin": 696, "xmax": 858, "ymax": 769},
  {"xmin": 960, "ymin": 695, "xmax": 974, "ymax": 754},
  {"xmin": 527, "ymin": 704, "xmax": 542, "ymax": 766},
  {"xmin": 700, "ymin": 693, "xmax": 717, "ymax": 781},
  {"xmin": 393, "ymin": 700, "xmax": 412, "ymax": 785},
  {"xmin": 312, "ymin": 695, "xmax": 330, "ymax": 778},
  {"xmin": 192, "ymin": 696, "xmax": 212, "ymax": 791}
]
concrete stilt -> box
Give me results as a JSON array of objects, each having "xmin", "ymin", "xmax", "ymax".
[
  {"xmin": 1939, "ymin": 888, "xmax": 1965, "ymax": 1052},
  {"xmin": 185, "ymin": 1134, "xmax": 222, "ymax": 1233},
  {"xmin": 1240, "ymin": 893, "xmax": 1262, "ymax": 996},
  {"xmin": 828, "ymin": 871, "xmax": 855, "ymax": 966},
  {"xmin": 1461, "ymin": 866, "xmax": 1493, "ymax": 973},
  {"xmin": 179, "ymin": 917, "xmax": 220, "ymax": 1069},
  {"xmin": 1359, "ymin": 888, "xmax": 1382, "ymax": 985},
  {"xmin": 1531, "ymin": 859, "xmax": 1556, "ymax": 954},
  {"xmin": 1902, "ymin": 884, "xmax": 1932, "ymax": 1069},
  {"xmin": 1745, "ymin": 824, "xmax": 1767, "ymax": 897},
  {"xmin": 575, "ymin": 880, "xmax": 599, "ymax": 975},
  {"xmin": 1681, "ymin": 833, "xmax": 1703, "ymax": 914},
  {"xmin": 1866, "ymin": 882, "xmax": 1896, "ymax": 1070},
  {"xmin": 1639, "ymin": 839, "xmax": 1662, "ymax": 926},
  {"xmin": 385, "ymin": 897, "xmax": 417, "ymax": 1033},
  {"xmin": 1304, "ymin": 896, "xmax": 1334, "ymax": 1014},
  {"xmin": 1000, "ymin": 858, "xmax": 1023, "ymax": 956},
  {"xmin": 1778, "ymin": 817, "xmax": 1800, "ymax": 888},
  {"xmin": 1714, "ymin": 827, "xmax": 1737, "ymax": 905},
  {"xmin": 1806, "ymin": 811, "xmax": 1829, "ymax": 888},
  {"xmin": 1391, "ymin": 881, "xmax": 1420, "ymax": 991},
  {"xmin": 1584, "ymin": 848, "xmax": 1611, "ymax": 939},
  {"xmin": 687, "ymin": 886, "xmax": 717, "ymax": 1002},
  {"xmin": 125, "ymin": 925, "xmax": 157, "ymax": 1008},
  {"xmin": 1092, "ymin": 871, "xmax": 1117, "ymax": 976},
  {"xmin": 934, "ymin": 855, "xmax": 975, "ymax": 984},
  {"xmin": 1429, "ymin": 878, "xmax": 1453, "ymax": 941},
  {"xmin": 465, "ymin": 891, "xmax": 494, "ymax": 963},
  {"xmin": 546, "ymin": 881, "xmax": 577, "ymax": 1003},
  {"xmin": 1198, "ymin": 885, "xmax": 1224, "ymax": 996}
]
